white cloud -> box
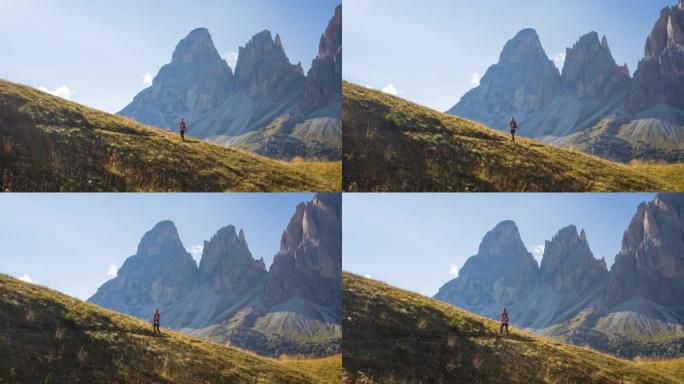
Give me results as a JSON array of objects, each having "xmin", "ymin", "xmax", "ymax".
[
  {"xmin": 143, "ymin": 72, "xmax": 153, "ymax": 86},
  {"xmin": 18, "ymin": 273, "xmax": 33, "ymax": 283},
  {"xmin": 381, "ymin": 84, "xmax": 399, "ymax": 96},
  {"xmin": 530, "ymin": 244, "xmax": 545, "ymax": 263},
  {"xmin": 225, "ymin": 51, "xmax": 239, "ymax": 70},
  {"xmin": 448, "ymin": 263, "xmax": 460, "ymax": 277},
  {"xmin": 190, "ymin": 245, "xmax": 204, "ymax": 264},
  {"xmin": 470, "ymin": 72, "xmax": 481, "ymax": 86},
  {"xmin": 38, "ymin": 85, "xmax": 74, "ymax": 100},
  {"xmin": 553, "ymin": 52, "xmax": 566, "ymax": 70},
  {"xmin": 107, "ymin": 263, "xmax": 118, "ymax": 278}
]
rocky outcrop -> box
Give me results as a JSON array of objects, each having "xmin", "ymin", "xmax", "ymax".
[
  {"xmin": 628, "ymin": 1, "xmax": 684, "ymax": 113},
  {"xmin": 540, "ymin": 225, "xmax": 608, "ymax": 293},
  {"xmin": 89, "ymin": 221, "xmax": 198, "ymax": 319},
  {"xmin": 605, "ymin": 193, "xmax": 684, "ymax": 307},
  {"xmin": 263, "ymin": 193, "xmax": 342, "ymax": 308},
  {"xmin": 561, "ymin": 32, "xmax": 630, "ymax": 101},
  {"xmin": 89, "ymin": 194, "xmax": 342, "ymax": 357},
  {"xmin": 198, "ymin": 225, "xmax": 267, "ymax": 294},
  {"xmin": 118, "ymin": 5, "xmax": 342, "ymax": 160}
]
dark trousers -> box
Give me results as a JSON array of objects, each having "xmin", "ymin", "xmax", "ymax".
[
  {"xmin": 154, "ymin": 323, "xmax": 160, "ymax": 335},
  {"xmin": 180, "ymin": 131, "xmax": 185, "ymax": 141},
  {"xmin": 500, "ymin": 323, "xmax": 509, "ymax": 335},
  {"xmin": 511, "ymin": 130, "xmax": 516, "ymax": 142}
]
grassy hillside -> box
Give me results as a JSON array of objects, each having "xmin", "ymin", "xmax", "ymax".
[
  {"xmin": 0, "ymin": 79, "xmax": 341, "ymax": 192},
  {"xmin": 0, "ymin": 274, "xmax": 340, "ymax": 383},
  {"xmin": 635, "ymin": 357, "xmax": 684, "ymax": 382},
  {"xmin": 342, "ymin": 272, "xmax": 679, "ymax": 384},
  {"xmin": 342, "ymin": 82, "xmax": 684, "ymax": 192}
]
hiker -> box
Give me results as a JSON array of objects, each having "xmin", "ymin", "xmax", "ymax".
[
  {"xmin": 500, "ymin": 308, "xmax": 509, "ymax": 336},
  {"xmin": 509, "ymin": 117, "xmax": 518, "ymax": 142},
  {"xmin": 153, "ymin": 309, "xmax": 161, "ymax": 335},
  {"xmin": 179, "ymin": 118, "xmax": 187, "ymax": 141}
]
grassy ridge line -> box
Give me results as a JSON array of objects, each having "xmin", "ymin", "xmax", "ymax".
[
  {"xmin": 342, "ymin": 81, "xmax": 679, "ymax": 192},
  {"xmin": 342, "ymin": 272, "xmax": 677, "ymax": 384},
  {"xmin": 0, "ymin": 274, "xmax": 340, "ymax": 383},
  {"xmin": 0, "ymin": 79, "xmax": 341, "ymax": 192}
]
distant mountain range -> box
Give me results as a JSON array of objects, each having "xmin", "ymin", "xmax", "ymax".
[
  {"xmin": 89, "ymin": 193, "xmax": 341, "ymax": 357},
  {"xmin": 450, "ymin": 1, "xmax": 684, "ymax": 162},
  {"xmin": 435, "ymin": 193, "xmax": 684, "ymax": 358},
  {"xmin": 119, "ymin": 5, "xmax": 341, "ymax": 161}
]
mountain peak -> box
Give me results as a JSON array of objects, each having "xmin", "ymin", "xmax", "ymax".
[
  {"xmin": 171, "ymin": 28, "xmax": 223, "ymax": 65},
  {"xmin": 137, "ymin": 220, "xmax": 185, "ymax": 256},
  {"xmin": 561, "ymin": 31, "xmax": 630, "ymax": 99},
  {"xmin": 499, "ymin": 28, "xmax": 547, "ymax": 64}
]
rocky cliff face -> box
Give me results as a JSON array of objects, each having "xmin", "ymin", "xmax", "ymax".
[
  {"xmin": 435, "ymin": 221, "xmax": 540, "ymax": 318},
  {"xmin": 300, "ymin": 4, "xmax": 342, "ymax": 114},
  {"xmin": 605, "ymin": 193, "xmax": 684, "ymax": 307},
  {"xmin": 119, "ymin": 28, "xmax": 234, "ymax": 131},
  {"xmin": 118, "ymin": 6, "xmax": 342, "ymax": 160},
  {"xmin": 263, "ymin": 193, "xmax": 342, "ymax": 308},
  {"xmin": 89, "ymin": 221, "xmax": 198, "ymax": 319},
  {"xmin": 628, "ymin": 1, "xmax": 684, "ymax": 113},
  {"xmin": 561, "ymin": 32, "xmax": 630, "ymax": 101},
  {"xmin": 89, "ymin": 194, "xmax": 342, "ymax": 356},
  {"xmin": 449, "ymin": 29, "xmax": 561, "ymax": 132},
  {"xmin": 198, "ymin": 225, "xmax": 267, "ymax": 294},
  {"xmin": 540, "ymin": 225, "xmax": 608, "ymax": 293}
]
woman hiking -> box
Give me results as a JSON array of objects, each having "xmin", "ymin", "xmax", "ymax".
[
  {"xmin": 500, "ymin": 308, "xmax": 509, "ymax": 336},
  {"xmin": 179, "ymin": 118, "xmax": 187, "ymax": 141},
  {"xmin": 153, "ymin": 309, "xmax": 161, "ymax": 335}
]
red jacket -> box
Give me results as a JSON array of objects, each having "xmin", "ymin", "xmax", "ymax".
[
  {"xmin": 179, "ymin": 121, "xmax": 187, "ymax": 131},
  {"xmin": 501, "ymin": 312, "xmax": 509, "ymax": 324},
  {"xmin": 153, "ymin": 312, "xmax": 160, "ymax": 324}
]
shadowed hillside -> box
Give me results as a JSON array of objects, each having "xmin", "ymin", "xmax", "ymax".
[
  {"xmin": 342, "ymin": 82, "xmax": 684, "ymax": 192},
  {"xmin": 342, "ymin": 272, "xmax": 682, "ymax": 383},
  {"xmin": 0, "ymin": 79, "xmax": 341, "ymax": 192},
  {"xmin": 0, "ymin": 274, "xmax": 341, "ymax": 383}
]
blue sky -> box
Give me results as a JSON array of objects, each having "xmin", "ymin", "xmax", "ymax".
[
  {"xmin": 0, "ymin": 193, "xmax": 312, "ymax": 300},
  {"xmin": 343, "ymin": 193, "xmax": 655, "ymax": 297},
  {"xmin": 0, "ymin": 0, "xmax": 339, "ymax": 113},
  {"xmin": 344, "ymin": 0, "xmax": 675, "ymax": 111}
]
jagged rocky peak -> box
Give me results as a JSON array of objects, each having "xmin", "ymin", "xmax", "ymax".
[
  {"xmin": 172, "ymin": 28, "xmax": 229, "ymax": 69},
  {"xmin": 499, "ymin": 28, "xmax": 552, "ymax": 65},
  {"xmin": 605, "ymin": 193, "xmax": 684, "ymax": 307},
  {"xmin": 198, "ymin": 225, "xmax": 266, "ymax": 293},
  {"xmin": 477, "ymin": 220, "xmax": 530, "ymax": 259},
  {"xmin": 540, "ymin": 225, "xmax": 607, "ymax": 293},
  {"xmin": 561, "ymin": 32, "xmax": 630, "ymax": 100},
  {"xmin": 137, "ymin": 220, "xmax": 187, "ymax": 257},
  {"xmin": 235, "ymin": 29, "xmax": 305, "ymax": 99},
  {"xmin": 628, "ymin": 1, "xmax": 684, "ymax": 112},
  {"xmin": 263, "ymin": 193, "xmax": 342, "ymax": 308},
  {"xmin": 300, "ymin": 4, "xmax": 342, "ymax": 113}
]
